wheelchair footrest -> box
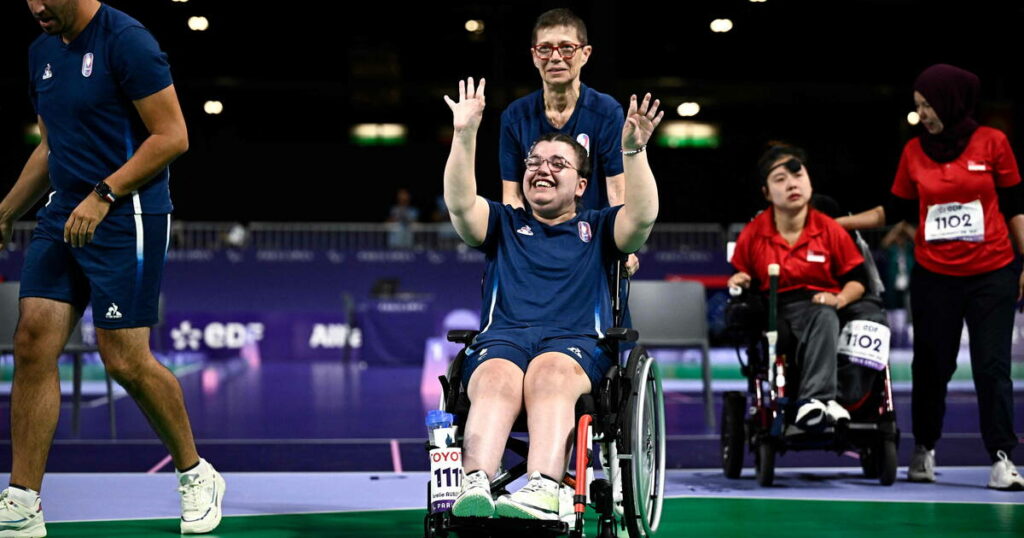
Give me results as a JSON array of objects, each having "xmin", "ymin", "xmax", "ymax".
[{"xmin": 427, "ymin": 511, "xmax": 570, "ymax": 537}]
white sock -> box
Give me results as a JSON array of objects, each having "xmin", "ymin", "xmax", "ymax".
[{"xmin": 7, "ymin": 486, "xmax": 39, "ymax": 506}]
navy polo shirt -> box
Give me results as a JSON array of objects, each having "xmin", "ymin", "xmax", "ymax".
[
  {"xmin": 28, "ymin": 4, "xmax": 174, "ymax": 218},
  {"xmin": 474, "ymin": 200, "xmax": 624, "ymax": 337},
  {"xmin": 499, "ymin": 84, "xmax": 625, "ymax": 210}
]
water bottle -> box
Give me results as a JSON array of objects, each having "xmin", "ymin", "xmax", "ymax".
[
  {"xmin": 426, "ymin": 409, "xmax": 455, "ymax": 448},
  {"xmin": 426, "ymin": 410, "xmax": 462, "ymax": 513}
]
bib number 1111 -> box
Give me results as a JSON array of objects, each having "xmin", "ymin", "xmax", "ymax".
[{"xmin": 434, "ymin": 467, "xmax": 463, "ymax": 488}]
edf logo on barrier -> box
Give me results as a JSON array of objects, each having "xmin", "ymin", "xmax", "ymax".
[{"xmin": 171, "ymin": 320, "xmax": 265, "ymax": 350}]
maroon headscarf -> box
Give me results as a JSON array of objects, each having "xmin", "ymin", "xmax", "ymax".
[{"xmin": 913, "ymin": 64, "xmax": 980, "ymax": 163}]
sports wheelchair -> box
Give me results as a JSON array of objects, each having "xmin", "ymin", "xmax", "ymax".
[
  {"xmin": 424, "ymin": 263, "xmax": 666, "ymax": 538},
  {"xmin": 721, "ymin": 259, "xmax": 900, "ymax": 487}
]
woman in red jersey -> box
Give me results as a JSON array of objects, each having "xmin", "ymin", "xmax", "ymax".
[
  {"xmin": 730, "ymin": 143, "xmax": 869, "ymax": 431},
  {"xmin": 839, "ymin": 64, "xmax": 1024, "ymax": 490}
]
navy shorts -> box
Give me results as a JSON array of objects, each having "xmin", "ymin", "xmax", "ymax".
[
  {"xmin": 462, "ymin": 327, "xmax": 613, "ymax": 389},
  {"xmin": 20, "ymin": 213, "xmax": 170, "ymax": 329}
]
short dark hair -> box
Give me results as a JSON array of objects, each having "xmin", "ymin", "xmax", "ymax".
[
  {"xmin": 528, "ymin": 132, "xmax": 591, "ymax": 180},
  {"xmin": 532, "ymin": 8, "xmax": 588, "ymax": 45},
  {"xmin": 757, "ymin": 142, "xmax": 807, "ymax": 185}
]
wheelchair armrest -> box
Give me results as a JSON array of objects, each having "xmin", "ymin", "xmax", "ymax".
[
  {"xmin": 446, "ymin": 330, "xmax": 480, "ymax": 344},
  {"xmin": 605, "ymin": 327, "xmax": 638, "ymax": 342}
]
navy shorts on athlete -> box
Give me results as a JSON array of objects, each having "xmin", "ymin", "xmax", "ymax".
[
  {"xmin": 462, "ymin": 327, "xmax": 613, "ymax": 389},
  {"xmin": 20, "ymin": 212, "xmax": 170, "ymax": 329}
]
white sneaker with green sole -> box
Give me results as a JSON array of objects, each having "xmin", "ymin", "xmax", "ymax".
[{"xmin": 495, "ymin": 472, "xmax": 559, "ymax": 520}]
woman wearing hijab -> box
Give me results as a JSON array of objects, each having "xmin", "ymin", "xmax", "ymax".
[{"xmin": 839, "ymin": 64, "xmax": 1024, "ymax": 490}]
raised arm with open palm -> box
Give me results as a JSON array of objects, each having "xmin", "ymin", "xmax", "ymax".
[{"xmin": 443, "ymin": 77, "xmax": 491, "ymax": 247}]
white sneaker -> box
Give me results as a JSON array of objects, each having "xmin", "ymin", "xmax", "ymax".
[
  {"xmin": 495, "ymin": 472, "xmax": 559, "ymax": 520},
  {"xmin": 178, "ymin": 459, "xmax": 226, "ymax": 534},
  {"xmin": 987, "ymin": 451, "xmax": 1024, "ymax": 491},
  {"xmin": 452, "ymin": 470, "xmax": 494, "ymax": 517},
  {"xmin": 825, "ymin": 400, "xmax": 850, "ymax": 423},
  {"xmin": 794, "ymin": 399, "xmax": 827, "ymax": 430},
  {"xmin": 0, "ymin": 488, "xmax": 45, "ymax": 538},
  {"xmin": 908, "ymin": 445, "xmax": 936, "ymax": 483}
]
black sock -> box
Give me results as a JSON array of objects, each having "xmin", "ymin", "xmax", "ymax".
[
  {"xmin": 177, "ymin": 460, "xmax": 201, "ymax": 473},
  {"xmin": 8, "ymin": 484, "xmax": 33, "ymax": 493},
  {"xmin": 538, "ymin": 473, "xmax": 561, "ymax": 484}
]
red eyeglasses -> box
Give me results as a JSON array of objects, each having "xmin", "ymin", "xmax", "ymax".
[{"xmin": 531, "ymin": 42, "xmax": 584, "ymax": 60}]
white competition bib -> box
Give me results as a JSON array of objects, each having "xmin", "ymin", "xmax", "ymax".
[
  {"xmin": 924, "ymin": 199, "xmax": 984, "ymax": 243},
  {"xmin": 837, "ymin": 320, "xmax": 891, "ymax": 371},
  {"xmin": 428, "ymin": 447, "xmax": 463, "ymax": 513}
]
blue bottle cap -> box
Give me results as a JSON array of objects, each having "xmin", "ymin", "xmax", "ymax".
[{"xmin": 426, "ymin": 409, "xmax": 448, "ymax": 427}]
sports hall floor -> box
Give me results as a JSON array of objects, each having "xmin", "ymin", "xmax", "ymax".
[{"xmin": 0, "ymin": 353, "xmax": 1020, "ymax": 537}]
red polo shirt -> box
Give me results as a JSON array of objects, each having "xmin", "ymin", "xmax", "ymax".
[
  {"xmin": 732, "ymin": 208, "xmax": 864, "ymax": 294},
  {"xmin": 891, "ymin": 127, "xmax": 1021, "ymax": 276}
]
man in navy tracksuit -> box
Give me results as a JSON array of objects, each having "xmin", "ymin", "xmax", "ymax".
[{"xmin": 0, "ymin": 1, "xmax": 224, "ymax": 534}]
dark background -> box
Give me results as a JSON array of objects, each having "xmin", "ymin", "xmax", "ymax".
[{"xmin": 1, "ymin": 0, "xmax": 1021, "ymax": 223}]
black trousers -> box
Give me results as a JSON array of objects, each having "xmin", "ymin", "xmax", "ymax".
[{"xmin": 910, "ymin": 263, "xmax": 1019, "ymax": 460}]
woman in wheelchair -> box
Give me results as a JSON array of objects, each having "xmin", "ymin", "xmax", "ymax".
[
  {"xmin": 728, "ymin": 143, "xmax": 871, "ymax": 432},
  {"xmin": 441, "ymin": 78, "xmax": 662, "ymax": 520}
]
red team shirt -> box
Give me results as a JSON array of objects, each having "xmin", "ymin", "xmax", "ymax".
[
  {"xmin": 891, "ymin": 127, "xmax": 1021, "ymax": 276},
  {"xmin": 732, "ymin": 208, "xmax": 864, "ymax": 294}
]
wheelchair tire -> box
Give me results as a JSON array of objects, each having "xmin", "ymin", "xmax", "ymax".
[
  {"xmin": 860, "ymin": 447, "xmax": 880, "ymax": 479},
  {"xmin": 619, "ymin": 346, "xmax": 666, "ymax": 537},
  {"xmin": 879, "ymin": 439, "xmax": 898, "ymax": 486},
  {"xmin": 721, "ymin": 391, "xmax": 746, "ymax": 479},
  {"xmin": 755, "ymin": 441, "xmax": 775, "ymax": 487}
]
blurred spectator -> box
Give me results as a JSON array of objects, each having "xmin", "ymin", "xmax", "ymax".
[{"xmin": 387, "ymin": 188, "xmax": 419, "ymax": 249}]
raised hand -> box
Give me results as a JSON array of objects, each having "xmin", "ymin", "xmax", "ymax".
[
  {"xmin": 443, "ymin": 77, "xmax": 487, "ymax": 133},
  {"xmin": 622, "ymin": 93, "xmax": 664, "ymax": 151}
]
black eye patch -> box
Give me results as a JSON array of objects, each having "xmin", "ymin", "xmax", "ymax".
[
  {"xmin": 782, "ymin": 158, "xmax": 802, "ymax": 174},
  {"xmin": 765, "ymin": 158, "xmax": 803, "ymax": 179}
]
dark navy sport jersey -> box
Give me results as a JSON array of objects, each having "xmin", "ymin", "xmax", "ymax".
[
  {"xmin": 475, "ymin": 200, "xmax": 624, "ymax": 336},
  {"xmin": 500, "ymin": 84, "xmax": 625, "ymax": 210},
  {"xmin": 28, "ymin": 4, "xmax": 174, "ymax": 218}
]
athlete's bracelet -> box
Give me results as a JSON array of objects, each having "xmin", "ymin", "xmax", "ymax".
[{"xmin": 622, "ymin": 144, "xmax": 646, "ymax": 156}]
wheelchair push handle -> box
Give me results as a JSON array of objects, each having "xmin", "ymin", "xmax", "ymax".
[
  {"xmin": 767, "ymin": 263, "xmax": 780, "ymax": 331},
  {"xmin": 446, "ymin": 330, "xmax": 479, "ymax": 344}
]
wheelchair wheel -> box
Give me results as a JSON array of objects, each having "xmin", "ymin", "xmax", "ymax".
[
  {"xmin": 878, "ymin": 439, "xmax": 898, "ymax": 486},
  {"xmin": 619, "ymin": 346, "xmax": 665, "ymax": 537},
  {"xmin": 721, "ymin": 391, "xmax": 746, "ymax": 479},
  {"xmin": 859, "ymin": 447, "xmax": 880, "ymax": 479},
  {"xmin": 755, "ymin": 441, "xmax": 775, "ymax": 487}
]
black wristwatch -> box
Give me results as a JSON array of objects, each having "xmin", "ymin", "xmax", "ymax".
[{"xmin": 94, "ymin": 181, "xmax": 117, "ymax": 203}]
